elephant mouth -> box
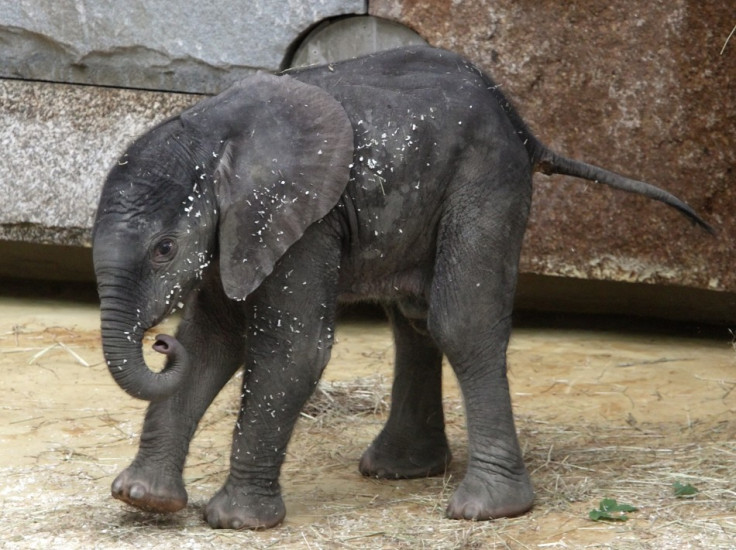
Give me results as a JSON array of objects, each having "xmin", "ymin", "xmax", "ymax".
[
  {"xmin": 162, "ymin": 285, "xmax": 186, "ymax": 316},
  {"xmin": 143, "ymin": 287, "xmax": 187, "ymax": 334}
]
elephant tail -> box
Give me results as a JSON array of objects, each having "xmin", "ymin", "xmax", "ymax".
[{"xmin": 531, "ymin": 146, "xmax": 714, "ymax": 234}]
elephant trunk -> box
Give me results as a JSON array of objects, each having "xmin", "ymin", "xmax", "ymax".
[{"xmin": 100, "ymin": 299, "xmax": 189, "ymax": 402}]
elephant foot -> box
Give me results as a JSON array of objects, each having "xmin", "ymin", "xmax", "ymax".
[
  {"xmin": 204, "ymin": 481, "xmax": 285, "ymax": 530},
  {"xmin": 446, "ymin": 469, "xmax": 535, "ymax": 520},
  {"xmin": 111, "ymin": 465, "xmax": 187, "ymax": 513},
  {"xmin": 359, "ymin": 430, "xmax": 451, "ymax": 479}
]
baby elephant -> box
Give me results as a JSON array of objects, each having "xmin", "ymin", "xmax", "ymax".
[{"xmin": 92, "ymin": 46, "xmax": 710, "ymax": 529}]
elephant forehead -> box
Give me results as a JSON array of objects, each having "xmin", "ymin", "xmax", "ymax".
[
  {"xmin": 99, "ymin": 117, "xmax": 212, "ymax": 211},
  {"xmin": 96, "ymin": 191, "xmax": 183, "ymax": 235},
  {"xmin": 97, "ymin": 164, "xmax": 209, "ymax": 232}
]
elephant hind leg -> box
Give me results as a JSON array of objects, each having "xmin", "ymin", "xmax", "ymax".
[
  {"xmin": 427, "ymin": 171, "xmax": 534, "ymax": 520},
  {"xmin": 359, "ymin": 302, "xmax": 451, "ymax": 479}
]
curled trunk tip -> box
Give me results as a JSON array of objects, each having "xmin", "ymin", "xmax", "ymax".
[{"xmin": 101, "ymin": 324, "xmax": 190, "ymax": 401}]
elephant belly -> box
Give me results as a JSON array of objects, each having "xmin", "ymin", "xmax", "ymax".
[
  {"xmin": 338, "ymin": 264, "xmax": 433, "ymax": 305},
  {"xmin": 337, "ymin": 215, "xmax": 439, "ymax": 305}
]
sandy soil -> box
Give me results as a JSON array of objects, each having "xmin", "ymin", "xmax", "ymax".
[{"xmin": 0, "ymin": 296, "xmax": 734, "ymax": 549}]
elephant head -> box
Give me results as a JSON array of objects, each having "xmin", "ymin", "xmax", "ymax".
[{"xmin": 93, "ymin": 73, "xmax": 354, "ymax": 401}]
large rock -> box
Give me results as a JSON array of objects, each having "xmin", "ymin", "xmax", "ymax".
[
  {"xmin": 2, "ymin": 2, "xmax": 734, "ymax": 321},
  {"xmin": 371, "ymin": 2, "xmax": 736, "ymax": 305},
  {"xmin": 1, "ymin": 0, "xmax": 365, "ymax": 94}
]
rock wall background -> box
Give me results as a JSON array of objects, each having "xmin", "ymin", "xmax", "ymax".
[
  {"xmin": 1, "ymin": 1, "xmax": 734, "ymax": 321},
  {"xmin": 371, "ymin": 1, "xmax": 735, "ymax": 301}
]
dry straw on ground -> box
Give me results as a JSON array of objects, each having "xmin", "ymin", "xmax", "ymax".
[{"xmin": 0, "ymin": 306, "xmax": 734, "ymax": 548}]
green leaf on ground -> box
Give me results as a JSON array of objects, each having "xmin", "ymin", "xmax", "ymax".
[
  {"xmin": 673, "ymin": 481, "xmax": 699, "ymax": 498},
  {"xmin": 588, "ymin": 498, "xmax": 639, "ymax": 522}
]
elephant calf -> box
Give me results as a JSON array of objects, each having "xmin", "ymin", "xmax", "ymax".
[{"xmin": 92, "ymin": 46, "xmax": 710, "ymax": 529}]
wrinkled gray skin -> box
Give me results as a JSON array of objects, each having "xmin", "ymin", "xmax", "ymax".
[{"xmin": 92, "ymin": 46, "xmax": 710, "ymax": 530}]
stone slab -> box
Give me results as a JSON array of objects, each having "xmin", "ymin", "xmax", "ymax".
[
  {"xmin": 0, "ymin": 79, "xmax": 200, "ymax": 246},
  {"xmin": 371, "ymin": 0, "xmax": 736, "ymax": 296},
  {"xmin": 0, "ymin": 0, "xmax": 366, "ymax": 93},
  {"xmin": 2, "ymin": 3, "xmax": 733, "ymax": 321}
]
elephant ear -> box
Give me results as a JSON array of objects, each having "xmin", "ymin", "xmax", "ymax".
[{"xmin": 186, "ymin": 73, "xmax": 354, "ymax": 300}]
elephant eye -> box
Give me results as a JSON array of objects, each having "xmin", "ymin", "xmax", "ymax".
[{"xmin": 152, "ymin": 238, "xmax": 176, "ymax": 263}]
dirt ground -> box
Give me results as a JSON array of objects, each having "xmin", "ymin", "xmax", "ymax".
[{"xmin": 0, "ymin": 294, "xmax": 734, "ymax": 549}]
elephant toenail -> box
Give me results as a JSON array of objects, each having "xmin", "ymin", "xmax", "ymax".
[{"xmin": 130, "ymin": 484, "xmax": 145, "ymax": 500}]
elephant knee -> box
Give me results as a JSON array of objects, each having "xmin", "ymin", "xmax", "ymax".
[
  {"xmin": 426, "ymin": 309, "xmax": 466, "ymax": 359},
  {"xmin": 306, "ymin": 338, "xmax": 333, "ymax": 379},
  {"xmin": 427, "ymin": 306, "xmax": 512, "ymax": 375},
  {"xmin": 283, "ymin": 328, "xmax": 334, "ymax": 382}
]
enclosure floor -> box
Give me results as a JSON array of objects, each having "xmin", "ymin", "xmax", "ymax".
[{"xmin": 1, "ymin": 297, "xmax": 734, "ymax": 549}]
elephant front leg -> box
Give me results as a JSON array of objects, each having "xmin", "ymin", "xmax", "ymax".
[
  {"xmin": 204, "ymin": 321, "xmax": 333, "ymax": 530},
  {"xmin": 112, "ymin": 285, "xmax": 244, "ymax": 514},
  {"xmin": 359, "ymin": 303, "xmax": 451, "ymax": 479},
  {"xmin": 203, "ymin": 375, "xmax": 293, "ymax": 530},
  {"xmin": 113, "ymin": 361, "xmax": 241, "ymax": 513},
  {"xmin": 112, "ymin": 405, "xmax": 192, "ymax": 513},
  {"xmin": 204, "ymin": 251, "xmax": 339, "ymax": 529}
]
